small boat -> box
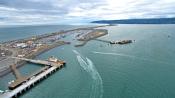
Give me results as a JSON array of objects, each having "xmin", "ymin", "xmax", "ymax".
[{"xmin": 0, "ymin": 90, "xmax": 4, "ymax": 93}]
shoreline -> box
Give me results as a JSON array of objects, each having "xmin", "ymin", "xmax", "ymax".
[
  {"xmin": 0, "ymin": 25, "xmax": 108, "ymax": 78},
  {"xmin": 0, "ymin": 41, "xmax": 69, "ymax": 77},
  {"xmin": 0, "ymin": 25, "xmax": 107, "ymax": 44}
]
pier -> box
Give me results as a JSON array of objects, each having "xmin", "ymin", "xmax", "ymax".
[
  {"xmin": 93, "ymin": 39, "xmax": 111, "ymax": 43},
  {"xmin": 0, "ymin": 56, "xmax": 65, "ymax": 98},
  {"xmin": 94, "ymin": 39, "xmax": 133, "ymax": 45},
  {"xmin": 14, "ymin": 57, "xmax": 51, "ymax": 65}
]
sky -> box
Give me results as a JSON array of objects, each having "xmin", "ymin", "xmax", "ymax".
[{"xmin": 0, "ymin": 0, "xmax": 175, "ymax": 25}]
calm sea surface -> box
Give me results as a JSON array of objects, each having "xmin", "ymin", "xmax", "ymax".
[{"xmin": 0, "ymin": 24, "xmax": 175, "ymax": 98}]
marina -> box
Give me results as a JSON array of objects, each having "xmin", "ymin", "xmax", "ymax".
[{"xmin": 0, "ymin": 25, "xmax": 108, "ymax": 77}]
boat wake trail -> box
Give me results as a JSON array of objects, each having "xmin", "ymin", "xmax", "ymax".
[
  {"xmin": 93, "ymin": 51, "xmax": 136, "ymax": 58},
  {"xmin": 93, "ymin": 51, "xmax": 172, "ymax": 65},
  {"xmin": 73, "ymin": 50, "xmax": 103, "ymax": 98}
]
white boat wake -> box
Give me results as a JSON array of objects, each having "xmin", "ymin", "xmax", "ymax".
[
  {"xmin": 92, "ymin": 51, "xmax": 172, "ymax": 65},
  {"xmin": 73, "ymin": 50, "xmax": 103, "ymax": 98}
]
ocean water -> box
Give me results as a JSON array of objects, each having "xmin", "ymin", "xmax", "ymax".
[
  {"xmin": 0, "ymin": 25, "xmax": 92, "ymax": 42},
  {"xmin": 0, "ymin": 24, "xmax": 175, "ymax": 98}
]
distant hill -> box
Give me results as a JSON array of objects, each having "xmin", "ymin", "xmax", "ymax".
[{"xmin": 91, "ymin": 18, "xmax": 175, "ymax": 24}]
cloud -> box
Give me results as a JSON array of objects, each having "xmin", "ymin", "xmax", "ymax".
[{"xmin": 0, "ymin": 0, "xmax": 175, "ymax": 25}]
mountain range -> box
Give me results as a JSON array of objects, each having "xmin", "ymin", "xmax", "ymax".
[{"xmin": 91, "ymin": 18, "xmax": 175, "ymax": 24}]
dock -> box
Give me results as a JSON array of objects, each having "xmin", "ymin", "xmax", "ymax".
[
  {"xmin": 94, "ymin": 39, "xmax": 133, "ymax": 45},
  {"xmin": 0, "ymin": 56, "xmax": 65, "ymax": 98},
  {"xmin": 93, "ymin": 39, "xmax": 111, "ymax": 43},
  {"xmin": 110, "ymin": 40, "xmax": 132, "ymax": 44}
]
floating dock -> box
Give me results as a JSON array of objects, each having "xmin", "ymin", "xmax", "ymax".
[{"xmin": 0, "ymin": 57, "xmax": 65, "ymax": 98}]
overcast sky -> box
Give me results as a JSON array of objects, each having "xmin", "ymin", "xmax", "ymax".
[{"xmin": 0, "ymin": 0, "xmax": 175, "ymax": 25}]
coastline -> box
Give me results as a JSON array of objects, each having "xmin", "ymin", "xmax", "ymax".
[
  {"xmin": 0, "ymin": 41, "xmax": 69, "ymax": 77},
  {"xmin": 0, "ymin": 25, "xmax": 108, "ymax": 77}
]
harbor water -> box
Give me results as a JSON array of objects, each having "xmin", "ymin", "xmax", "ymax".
[{"xmin": 0, "ymin": 24, "xmax": 175, "ymax": 98}]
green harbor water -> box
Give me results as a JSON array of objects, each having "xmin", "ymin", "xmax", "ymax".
[{"xmin": 0, "ymin": 24, "xmax": 175, "ymax": 98}]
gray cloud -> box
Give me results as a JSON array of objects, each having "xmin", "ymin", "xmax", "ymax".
[{"xmin": 0, "ymin": 0, "xmax": 175, "ymax": 25}]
